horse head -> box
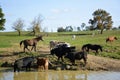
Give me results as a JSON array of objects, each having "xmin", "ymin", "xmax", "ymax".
[
  {"xmin": 36, "ymin": 35, "xmax": 44, "ymax": 41},
  {"xmin": 114, "ymin": 37, "xmax": 117, "ymax": 40}
]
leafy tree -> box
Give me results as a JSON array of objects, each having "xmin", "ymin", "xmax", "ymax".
[
  {"xmin": 81, "ymin": 23, "xmax": 86, "ymax": 31},
  {"xmin": 30, "ymin": 15, "xmax": 43, "ymax": 36},
  {"xmin": 65, "ymin": 26, "xmax": 73, "ymax": 32},
  {"xmin": 57, "ymin": 27, "xmax": 65, "ymax": 32},
  {"xmin": 118, "ymin": 26, "xmax": 120, "ymax": 29},
  {"xmin": 57, "ymin": 26, "xmax": 73, "ymax": 32},
  {"xmin": 12, "ymin": 18, "xmax": 25, "ymax": 36},
  {"xmin": 0, "ymin": 7, "xmax": 6, "ymax": 30},
  {"xmin": 77, "ymin": 26, "xmax": 81, "ymax": 31},
  {"xmin": 89, "ymin": 9, "xmax": 113, "ymax": 34}
]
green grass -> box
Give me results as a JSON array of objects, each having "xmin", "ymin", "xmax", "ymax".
[{"xmin": 0, "ymin": 30, "xmax": 120, "ymax": 59}]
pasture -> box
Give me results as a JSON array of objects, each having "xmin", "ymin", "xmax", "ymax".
[
  {"xmin": 0, "ymin": 30, "xmax": 120, "ymax": 59},
  {"xmin": 0, "ymin": 30, "xmax": 120, "ymax": 71}
]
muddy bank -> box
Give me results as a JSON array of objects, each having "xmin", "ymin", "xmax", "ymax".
[
  {"xmin": 0, "ymin": 50, "xmax": 120, "ymax": 71},
  {"xmin": 86, "ymin": 55, "xmax": 120, "ymax": 71}
]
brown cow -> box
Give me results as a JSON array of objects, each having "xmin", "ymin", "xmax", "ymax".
[
  {"xmin": 36, "ymin": 58, "xmax": 49, "ymax": 71},
  {"xmin": 106, "ymin": 36, "xmax": 117, "ymax": 43}
]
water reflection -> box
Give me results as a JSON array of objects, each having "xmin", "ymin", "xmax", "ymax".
[
  {"xmin": 0, "ymin": 69, "xmax": 120, "ymax": 80},
  {"xmin": 13, "ymin": 71, "xmax": 87, "ymax": 80}
]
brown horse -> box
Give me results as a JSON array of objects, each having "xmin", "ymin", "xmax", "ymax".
[
  {"xmin": 20, "ymin": 35, "xmax": 43, "ymax": 52},
  {"xmin": 106, "ymin": 36, "xmax": 117, "ymax": 43}
]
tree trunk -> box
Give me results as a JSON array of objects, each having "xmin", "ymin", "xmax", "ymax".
[
  {"xmin": 18, "ymin": 31, "xmax": 21, "ymax": 36},
  {"xmin": 100, "ymin": 29, "xmax": 103, "ymax": 34}
]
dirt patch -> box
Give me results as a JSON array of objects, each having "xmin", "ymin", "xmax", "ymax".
[
  {"xmin": 86, "ymin": 55, "xmax": 120, "ymax": 71},
  {"xmin": 0, "ymin": 47, "xmax": 120, "ymax": 71}
]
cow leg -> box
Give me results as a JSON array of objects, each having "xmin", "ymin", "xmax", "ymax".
[
  {"xmin": 58, "ymin": 57, "xmax": 60, "ymax": 61},
  {"xmin": 83, "ymin": 58, "xmax": 87, "ymax": 66},
  {"xmin": 61, "ymin": 57, "xmax": 64, "ymax": 62},
  {"xmin": 71, "ymin": 59, "xmax": 75, "ymax": 65},
  {"xmin": 14, "ymin": 64, "xmax": 17, "ymax": 72},
  {"xmin": 44, "ymin": 65, "xmax": 48, "ymax": 70}
]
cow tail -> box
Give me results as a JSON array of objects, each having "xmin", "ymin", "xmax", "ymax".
[{"xmin": 20, "ymin": 40, "xmax": 23, "ymax": 48}]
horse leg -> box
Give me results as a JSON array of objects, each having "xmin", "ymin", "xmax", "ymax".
[
  {"xmin": 87, "ymin": 48, "xmax": 89, "ymax": 53},
  {"xmin": 31, "ymin": 46, "xmax": 36, "ymax": 52},
  {"xmin": 31, "ymin": 46, "xmax": 34, "ymax": 51},
  {"xmin": 31, "ymin": 44, "xmax": 36, "ymax": 52},
  {"xmin": 34, "ymin": 45, "xmax": 36, "ymax": 52},
  {"xmin": 95, "ymin": 50, "xmax": 98, "ymax": 55},
  {"xmin": 23, "ymin": 46, "xmax": 26, "ymax": 52},
  {"xmin": 25, "ymin": 46, "xmax": 30, "ymax": 52}
]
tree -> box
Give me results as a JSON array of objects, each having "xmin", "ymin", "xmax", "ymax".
[
  {"xmin": 65, "ymin": 26, "xmax": 73, "ymax": 32},
  {"xmin": 12, "ymin": 18, "xmax": 25, "ymax": 36},
  {"xmin": 77, "ymin": 26, "xmax": 81, "ymax": 31},
  {"xmin": 57, "ymin": 27, "xmax": 65, "ymax": 32},
  {"xmin": 81, "ymin": 23, "xmax": 86, "ymax": 31},
  {"xmin": 30, "ymin": 15, "xmax": 43, "ymax": 36},
  {"xmin": 0, "ymin": 7, "xmax": 6, "ymax": 30},
  {"xmin": 89, "ymin": 9, "xmax": 113, "ymax": 34}
]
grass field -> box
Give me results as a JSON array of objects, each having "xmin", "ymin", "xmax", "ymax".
[{"xmin": 0, "ymin": 30, "xmax": 120, "ymax": 59}]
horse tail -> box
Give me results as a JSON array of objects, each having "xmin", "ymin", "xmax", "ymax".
[{"xmin": 20, "ymin": 40, "xmax": 23, "ymax": 48}]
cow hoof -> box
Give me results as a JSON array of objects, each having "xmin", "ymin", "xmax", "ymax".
[
  {"xmin": 65, "ymin": 65, "xmax": 71, "ymax": 70},
  {"xmin": 56, "ymin": 67, "xmax": 61, "ymax": 71}
]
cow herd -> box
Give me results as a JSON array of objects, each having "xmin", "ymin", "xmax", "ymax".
[{"xmin": 14, "ymin": 36, "xmax": 117, "ymax": 72}]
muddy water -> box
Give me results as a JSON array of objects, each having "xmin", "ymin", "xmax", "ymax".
[{"xmin": 0, "ymin": 68, "xmax": 120, "ymax": 80}]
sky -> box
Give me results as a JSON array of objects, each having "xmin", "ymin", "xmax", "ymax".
[{"xmin": 0, "ymin": 0, "xmax": 120, "ymax": 32}]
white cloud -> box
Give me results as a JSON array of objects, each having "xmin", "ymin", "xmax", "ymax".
[
  {"xmin": 51, "ymin": 9, "xmax": 61, "ymax": 14},
  {"xmin": 51, "ymin": 8, "xmax": 72, "ymax": 14}
]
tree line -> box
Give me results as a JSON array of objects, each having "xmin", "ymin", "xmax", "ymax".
[{"xmin": 0, "ymin": 6, "xmax": 120, "ymax": 36}]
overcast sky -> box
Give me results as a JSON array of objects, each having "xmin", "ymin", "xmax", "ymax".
[{"xmin": 0, "ymin": 0, "xmax": 120, "ymax": 32}]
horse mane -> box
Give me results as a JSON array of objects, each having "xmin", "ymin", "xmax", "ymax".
[{"xmin": 35, "ymin": 35, "xmax": 43, "ymax": 41}]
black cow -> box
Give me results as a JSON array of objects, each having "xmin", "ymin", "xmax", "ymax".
[
  {"xmin": 13, "ymin": 57, "xmax": 35, "ymax": 72},
  {"xmin": 65, "ymin": 51, "xmax": 87, "ymax": 66},
  {"xmin": 50, "ymin": 45, "xmax": 75, "ymax": 61}
]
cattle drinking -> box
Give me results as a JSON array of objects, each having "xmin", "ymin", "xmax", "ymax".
[
  {"xmin": 13, "ymin": 57, "xmax": 35, "ymax": 72},
  {"xmin": 36, "ymin": 57, "xmax": 49, "ymax": 71}
]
